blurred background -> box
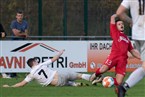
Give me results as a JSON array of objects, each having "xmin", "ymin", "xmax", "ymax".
[{"xmin": 0, "ymin": 0, "xmax": 130, "ymax": 38}]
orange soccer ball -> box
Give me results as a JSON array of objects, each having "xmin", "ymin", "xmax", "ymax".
[{"xmin": 102, "ymin": 76, "xmax": 114, "ymax": 88}]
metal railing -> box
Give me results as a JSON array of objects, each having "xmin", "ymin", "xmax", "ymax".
[{"xmin": 4, "ymin": 36, "xmax": 132, "ymax": 40}]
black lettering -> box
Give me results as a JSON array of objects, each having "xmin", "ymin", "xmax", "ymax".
[
  {"xmin": 90, "ymin": 43, "xmax": 98, "ymax": 50},
  {"xmin": 57, "ymin": 57, "xmax": 64, "ymax": 68},
  {"xmin": 42, "ymin": 57, "xmax": 48, "ymax": 63}
]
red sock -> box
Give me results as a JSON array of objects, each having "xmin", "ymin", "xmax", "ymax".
[
  {"xmin": 113, "ymin": 78, "xmax": 119, "ymax": 86},
  {"xmin": 95, "ymin": 68, "xmax": 101, "ymax": 76}
]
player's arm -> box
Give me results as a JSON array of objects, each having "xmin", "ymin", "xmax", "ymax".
[
  {"xmin": 3, "ymin": 80, "xmax": 28, "ymax": 88},
  {"xmin": 110, "ymin": 14, "xmax": 119, "ymax": 39},
  {"xmin": 116, "ymin": 5, "xmax": 133, "ymax": 26},
  {"xmin": 51, "ymin": 49, "xmax": 65, "ymax": 62},
  {"xmin": 110, "ymin": 14, "xmax": 117, "ymax": 24},
  {"xmin": 129, "ymin": 49, "xmax": 141, "ymax": 60},
  {"xmin": 40, "ymin": 49, "xmax": 65, "ymax": 65}
]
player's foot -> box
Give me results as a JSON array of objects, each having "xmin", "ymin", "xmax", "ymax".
[
  {"xmin": 92, "ymin": 74, "xmax": 103, "ymax": 85},
  {"xmin": 117, "ymin": 85, "xmax": 126, "ymax": 97},
  {"xmin": 89, "ymin": 73, "xmax": 97, "ymax": 82},
  {"xmin": 73, "ymin": 82, "xmax": 83, "ymax": 87}
]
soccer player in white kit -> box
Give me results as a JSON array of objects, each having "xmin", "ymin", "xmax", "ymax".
[
  {"xmin": 116, "ymin": 0, "xmax": 145, "ymax": 97},
  {"xmin": 3, "ymin": 49, "xmax": 92, "ymax": 87}
]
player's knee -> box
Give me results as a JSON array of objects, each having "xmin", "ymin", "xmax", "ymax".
[{"xmin": 77, "ymin": 74, "xmax": 82, "ymax": 79}]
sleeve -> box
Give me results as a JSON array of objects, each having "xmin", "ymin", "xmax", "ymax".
[
  {"xmin": 121, "ymin": 0, "xmax": 130, "ymax": 9},
  {"xmin": 128, "ymin": 40, "xmax": 134, "ymax": 51},
  {"xmin": 110, "ymin": 23, "xmax": 119, "ymax": 39},
  {"xmin": 10, "ymin": 21, "xmax": 16, "ymax": 29},
  {"xmin": 24, "ymin": 74, "xmax": 34, "ymax": 82},
  {"xmin": 40, "ymin": 59, "xmax": 52, "ymax": 66}
]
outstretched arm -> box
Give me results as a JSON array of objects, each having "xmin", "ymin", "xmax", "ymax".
[
  {"xmin": 116, "ymin": 5, "xmax": 133, "ymax": 26},
  {"xmin": 3, "ymin": 80, "xmax": 28, "ymax": 88}
]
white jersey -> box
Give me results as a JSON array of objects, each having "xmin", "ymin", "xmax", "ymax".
[
  {"xmin": 24, "ymin": 59, "xmax": 57, "ymax": 86},
  {"xmin": 121, "ymin": 0, "xmax": 145, "ymax": 40}
]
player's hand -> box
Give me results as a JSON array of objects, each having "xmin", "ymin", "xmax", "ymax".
[
  {"xmin": 112, "ymin": 14, "xmax": 118, "ymax": 18},
  {"xmin": 111, "ymin": 14, "xmax": 118, "ymax": 24},
  {"xmin": 3, "ymin": 84, "xmax": 10, "ymax": 88},
  {"xmin": 59, "ymin": 49, "xmax": 65, "ymax": 55}
]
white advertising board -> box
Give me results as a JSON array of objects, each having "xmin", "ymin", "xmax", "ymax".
[
  {"xmin": 0, "ymin": 41, "xmax": 87, "ymax": 72},
  {"xmin": 0, "ymin": 40, "xmax": 141, "ymax": 73}
]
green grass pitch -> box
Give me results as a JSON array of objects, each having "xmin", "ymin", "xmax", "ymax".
[{"xmin": 0, "ymin": 73, "xmax": 145, "ymax": 97}]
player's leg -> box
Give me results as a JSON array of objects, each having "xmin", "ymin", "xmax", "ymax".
[
  {"xmin": 114, "ymin": 74, "xmax": 124, "ymax": 94},
  {"xmin": 77, "ymin": 73, "xmax": 91, "ymax": 81},
  {"xmin": 113, "ymin": 60, "xmax": 126, "ymax": 95},
  {"xmin": 114, "ymin": 74, "xmax": 124, "ymax": 86},
  {"xmin": 65, "ymin": 72, "xmax": 87, "ymax": 86},
  {"xmin": 90, "ymin": 57, "xmax": 114, "ymax": 82},
  {"xmin": 115, "ymin": 61, "xmax": 126, "ymax": 86},
  {"xmin": 89, "ymin": 65, "xmax": 109, "ymax": 82},
  {"xmin": 55, "ymin": 71, "xmax": 68, "ymax": 86},
  {"xmin": 66, "ymin": 81, "xmax": 83, "ymax": 86},
  {"xmin": 55, "ymin": 71, "xmax": 79, "ymax": 86}
]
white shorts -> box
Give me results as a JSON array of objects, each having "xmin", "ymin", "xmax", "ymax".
[
  {"xmin": 134, "ymin": 40, "xmax": 145, "ymax": 61},
  {"xmin": 56, "ymin": 71, "xmax": 78, "ymax": 86}
]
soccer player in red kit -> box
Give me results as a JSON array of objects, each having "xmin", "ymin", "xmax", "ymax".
[{"xmin": 90, "ymin": 14, "xmax": 141, "ymax": 88}]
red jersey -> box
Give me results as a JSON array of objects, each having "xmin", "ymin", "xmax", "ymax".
[{"xmin": 110, "ymin": 23, "xmax": 133, "ymax": 59}]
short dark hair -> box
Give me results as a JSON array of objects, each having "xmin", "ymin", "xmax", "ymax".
[
  {"xmin": 17, "ymin": 9, "xmax": 23, "ymax": 14},
  {"xmin": 115, "ymin": 17, "xmax": 122, "ymax": 23},
  {"xmin": 27, "ymin": 58, "xmax": 35, "ymax": 67}
]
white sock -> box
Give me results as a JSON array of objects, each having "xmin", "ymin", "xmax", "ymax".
[
  {"xmin": 67, "ymin": 81, "xmax": 76, "ymax": 86},
  {"xmin": 81, "ymin": 74, "xmax": 91, "ymax": 81},
  {"xmin": 126, "ymin": 67, "xmax": 145, "ymax": 88}
]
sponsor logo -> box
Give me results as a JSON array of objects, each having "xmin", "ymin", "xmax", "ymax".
[
  {"xmin": 118, "ymin": 36, "xmax": 129, "ymax": 43},
  {"xmin": 90, "ymin": 62, "xmax": 96, "ymax": 69}
]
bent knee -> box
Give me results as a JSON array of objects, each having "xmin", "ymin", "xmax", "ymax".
[{"xmin": 77, "ymin": 73, "xmax": 82, "ymax": 79}]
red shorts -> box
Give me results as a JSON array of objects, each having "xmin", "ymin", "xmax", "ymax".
[{"xmin": 104, "ymin": 56, "xmax": 127, "ymax": 76}]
